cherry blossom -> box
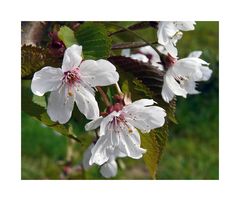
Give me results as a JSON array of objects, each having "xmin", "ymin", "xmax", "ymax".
[
  {"xmin": 31, "ymin": 44, "xmax": 119, "ymax": 124},
  {"xmin": 161, "ymin": 51, "xmax": 212, "ymax": 103},
  {"xmin": 85, "ymin": 99, "xmax": 166, "ymax": 166},
  {"xmin": 121, "ymin": 46, "xmax": 163, "ymax": 70},
  {"xmin": 157, "ymin": 21, "xmax": 196, "ymax": 57},
  {"xmin": 83, "ymin": 143, "xmax": 126, "ymax": 178}
]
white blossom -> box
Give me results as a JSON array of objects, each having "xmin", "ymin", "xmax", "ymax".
[
  {"xmin": 161, "ymin": 51, "xmax": 212, "ymax": 103},
  {"xmin": 85, "ymin": 99, "xmax": 166, "ymax": 166},
  {"xmin": 157, "ymin": 21, "xmax": 196, "ymax": 57},
  {"xmin": 31, "ymin": 44, "xmax": 119, "ymax": 124},
  {"xmin": 83, "ymin": 143, "xmax": 126, "ymax": 178},
  {"xmin": 121, "ymin": 46, "xmax": 163, "ymax": 70},
  {"xmin": 99, "ymin": 159, "xmax": 118, "ymax": 178}
]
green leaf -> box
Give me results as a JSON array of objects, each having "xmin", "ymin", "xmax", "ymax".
[
  {"xmin": 75, "ymin": 22, "xmax": 112, "ymax": 59},
  {"xmin": 140, "ymin": 124, "xmax": 168, "ymax": 179},
  {"xmin": 21, "ymin": 45, "xmax": 61, "ymax": 79},
  {"xmin": 58, "ymin": 26, "xmax": 78, "ymax": 48},
  {"xmin": 121, "ymin": 80, "xmax": 130, "ymax": 94},
  {"xmin": 32, "ymin": 95, "xmax": 46, "ymax": 108}
]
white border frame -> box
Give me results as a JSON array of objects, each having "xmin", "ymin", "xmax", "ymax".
[{"xmin": 1, "ymin": 0, "xmax": 239, "ymax": 200}]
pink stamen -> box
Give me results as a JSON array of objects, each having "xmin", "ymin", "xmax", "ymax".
[{"xmin": 63, "ymin": 67, "xmax": 81, "ymax": 87}]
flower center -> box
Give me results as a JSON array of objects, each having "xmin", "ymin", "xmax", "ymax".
[
  {"xmin": 63, "ymin": 67, "xmax": 81, "ymax": 87},
  {"xmin": 162, "ymin": 53, "xmax": 177, "ymax": 68},
  {"xmin": 107, "ymin": 103, "xmax": 133, "ymax": 134}
]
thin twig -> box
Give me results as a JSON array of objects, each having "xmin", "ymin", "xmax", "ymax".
[
  {"xmin": 107, "ymin": 23, "xmax": 164, "ymax": 60},
  {"xmin": 96, "ymin": 86, "xmax": 111, "ymax": 107},
  {"xmin": 115, "ymin": 83, "xmax": 124, "ymax": 96},
  {"xmin": 66, "ymin": 138, "xmax": 74, "ymax": 161},
  {"xmin": 112, "ymin": 41, "xmax": 158, "ymax": 50},
  {"xmin": 109, "ymin": 21, "xmax": 151, "ymax": 36}
]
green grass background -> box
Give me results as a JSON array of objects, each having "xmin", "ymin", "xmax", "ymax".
[{"xmin": 21, "ymin": 21, "xmax": 219, "ymax": 179}]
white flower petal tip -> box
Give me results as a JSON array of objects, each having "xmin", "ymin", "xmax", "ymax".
[
  {"xmin": 85, "ymin": 116, "xmax": 103, "ymax": 131},
  {"xmin": 62, "ymin": 45, "xmax": 83, "ymax": 72},
  {"xmin": 75, "ymin": 85, "xmax": 99, "ymax": 120},
  {"xmin": 175, "ymin": 21, "xmax": 196, "ymax": 31},
  {"xmin": 31, "ymin": 67, "xmax": 63, "ymax": 96},
  {"xmin": 82, "ymin": 144, "xmax": 94, "ymax": 170},
  {"xmin": 100, "ymin": 160, "xmax": 118, "ymax": 178},
  {"xmin": 188, "ymin": 51, "xmax": 202, "ymax": 58},
  {"xmin": 80, "ymin": 59, "xmax": 119, "ymax": 87},
  {"xmin": 130, "ymin": 54, "xmax": 149, "ymax": 63}
]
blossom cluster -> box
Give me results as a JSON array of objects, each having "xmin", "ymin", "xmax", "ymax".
[{"xmin": 31, "ymin": 21, "xmax": 212, "ymax": 178}]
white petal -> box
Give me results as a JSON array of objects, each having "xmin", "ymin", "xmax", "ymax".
[
  {"xmin": 157, "ymin": 22, "xmax": 169, "ymax": 45},
  {"xmin": 99, "ymin": 111, "xmax": 119, "ymax": 136},
  {"xmin": 175, "ymin": 21, "xmax": 196, "ymax": 31},
  {"xmin": 125, "ymin": 106, "xmax": 166, "ymax": 133},
  {"xmin": 47, "ymin": 84, "xmax": 74, "ymax": 124},
  {"xmin": 130, "ymin": 53, "xmax": 149, "ymax": 63},
  {"xmin": 85, "ymin": 116, "xmax": 103, "ymax": 131},
  {"xmin": 161, "ymin": 81, "xmax": 175, "ymax": 103},
  {"xmin": 200, "ymin": 66, "xmax": 212, "ymax": 81},
  {"xmin": 152, "ymin": 62, "xmax": 164, "ymax": 71},
  {"xmin": 140, "ymin": 46, "xmax": 158, "ymax": 58},
  {"xmin": 174, "ymin": 58, "xmax": 203, "ymax": 80},
  {"xmin": 121, "ymin": 49, "xmax": 131, "ymax": 57},
  {"xmin": 113, "ymin": 147, "xmax": 127, "ymax": 158},
  {"xmin": 157, "ymin": 45, "xmax": 169, "ymax": 55},
  {"xmin": 82, "ymin": 144, "xmax": 94, "ymax": 170},
  {"xmin": 188, "ymin": 51, "xmax": 202, "ymax": 58},
  {"xmin": 164, "ymin": 71, "xmax": 187, "ymax": 98},
  {"xmin": 75, "ymin": 85, "xmax": 99, "ymax": 120},
  {"xmin": 100, "ymin": 159, "xmax": 118, "ymax": 178},
  {"xmin": 157, "ymin": 22, "xmax": 178, "ymax": 45},
  {"xmin": 109, "ymin": 123, "xmax": 120, "ymax": 146},
  {"xmin": 80, "ymin": 60, "xmax": 119, "ymax": 87},
  {"xmin": 182, "ymin": 80, "xmax": 200, "ymax": 94},
  {"xmin": 62, "ymin": 45, "xmax": 83, "ymax": 72},
  {"xmin": 31, "ymin": 66, "xmax": 63, "ymax": 96},
  {"xmin": 165, "ymin": 42, "xmax": 178, "ymax": 58},
  {"xmin": 140, "ymin": 46, "xmax": 161, "ymax": 66},
  {"xmin": 89, "ymin": 134, "xmax": 113, "ymax": 166},
  {"xmin": 118, "ymin": 125, "xmax": 146, "ymax": 159},
  {"xmin": 127, "ymin": 99, "xmax": 156, "ymax": 107}
]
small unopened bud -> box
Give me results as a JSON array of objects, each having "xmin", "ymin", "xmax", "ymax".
[
  {"xmin": 106, "ymin": 103, "xmax": 124, "ymax": 114},
  {"xmin": 48, "ymin": 31, "xmax": 66, "ymax": 58}
]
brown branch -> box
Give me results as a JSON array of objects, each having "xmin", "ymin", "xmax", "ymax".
[
  {"xmin": 112, "ymin": 41, "xmax": 158, "ymax": 50},
  {"xmin": 109, "ymin": 21, "xmax": 158, "ymax": 36}
]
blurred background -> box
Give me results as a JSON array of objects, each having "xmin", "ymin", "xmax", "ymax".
[{"xmin": 21, "ymin": 21, "xmax": 219, "ymax": 179}]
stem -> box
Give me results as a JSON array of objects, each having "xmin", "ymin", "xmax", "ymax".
[
  {"xmin": 112, "ymin": 41, "xmax": 158, "ymax": 50},
  {"xmin": 115, "ymin": 83, "xmax": 123, "ymax": 96},
  {"xmin": 66, "ymin": 138, "xmax": 74, "ymax": 162},
  {"xmin": 96, "ymin": 86, "xmax": 111, "ymax": 107},
  {"xmin": 107, "ymin": 22, "xmax": 164, "ymax": 59},
  {"xmin": 109, "ymin": 21, "xmax": 151, "ymax": 36}
]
